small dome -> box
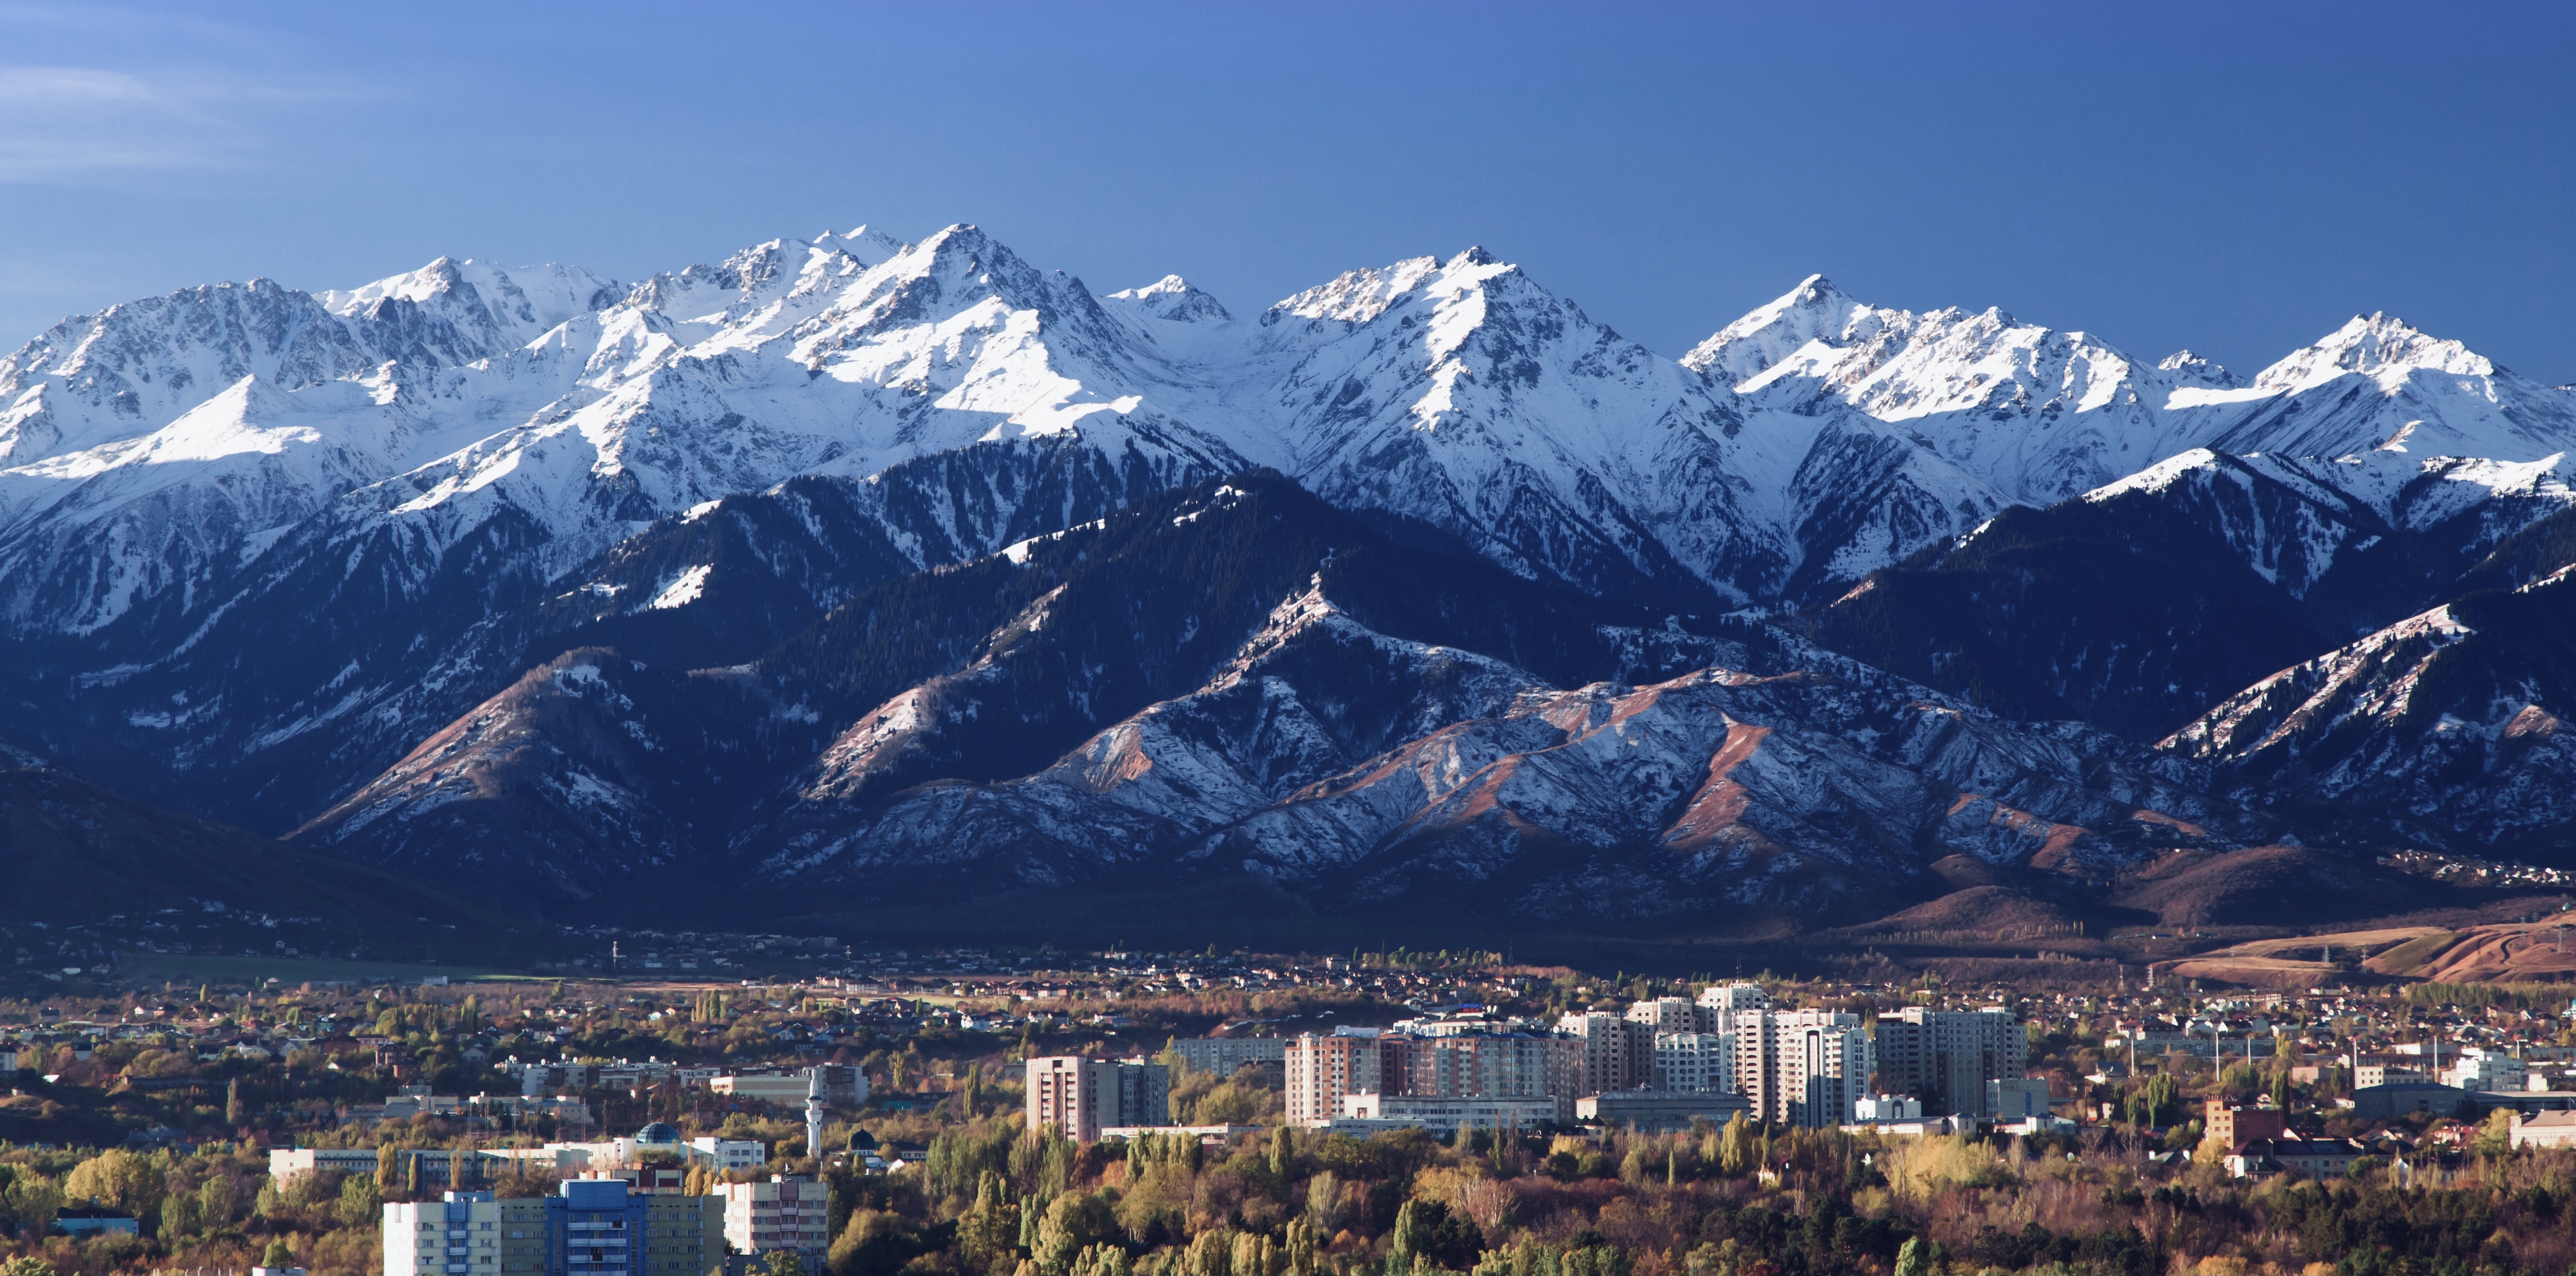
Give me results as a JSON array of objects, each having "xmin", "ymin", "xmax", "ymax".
[{"xmin": 635, "ymin": 1122, "xmax": 682, "ymax": 1144}]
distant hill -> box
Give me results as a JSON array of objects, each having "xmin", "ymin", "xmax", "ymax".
[{"xmin": 0, "ymin": 763, "xmax": 543, "ymax": 968}]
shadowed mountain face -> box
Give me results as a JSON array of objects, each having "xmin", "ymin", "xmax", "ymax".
[
  {"xmin": 0, "ymin": 761, "xmax": 535, "ymax": 960},
  {"xmin": 289, "ymin": 472, "xmax": 2266, "ymax": 929},
  {"xmin": 8, "ymin": 228, "xmax": 2576, "ymax": 940}
]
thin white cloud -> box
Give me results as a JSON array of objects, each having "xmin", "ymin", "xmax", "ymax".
[
  {"xmin": 0, "ymin": 14, "xmax": 391, "ymax": 183},
  {"xmin": 0, "ymin": 65, "xmax": 160, "ymax": 103},
  {"xmin": 0, "ymin": 63, "xmax": 229, "ymax": 179}
]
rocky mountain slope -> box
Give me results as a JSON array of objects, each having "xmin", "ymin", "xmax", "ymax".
[
  {"xmin": 292, "ymin": 474, "xmax": 2259, "ymax": 924},
  {"xmin": 7, "ymin": 220, "xmax": 2576, "ymax": 933}
]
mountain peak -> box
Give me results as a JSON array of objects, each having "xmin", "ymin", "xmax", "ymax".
[
  {"xmin": 809, "ymin": 224, "xmax": 905, "ymax": 268},
  {"xmin": 1104, "ymin": 274, "xmax": 1232, "ymax": 324},
  {"xmin": 2157, "ymin": 349, "xmax": 2240, "ymax": 388},
  {"xmin": 2252, "ymin": 311, "xmax": 2495, "ymax": 392},
  {"xmin": 1680, "ymin": 272, "xmax": 1876, "ymax": 387}
]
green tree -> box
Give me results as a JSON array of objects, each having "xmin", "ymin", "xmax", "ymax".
[
  {"xmin": 1182, "ymin": 1228, "xmax": 1232, "ymax": 1276},
  {"xmin": 227, "ymin": 1077, "xmax": 246, "ymax": 1125},
  {"xmin": 261, "ymin": 1239, "xmax": 293, "ymax": 1269},
  {"xmin": 761, "ymin": 1251, "xmax": 804, "ymax": 1276},
  {"xmin": 830, "ymin": 1210, "xmax": 914, "ymax": 1276},
  {"xmin": 377, "ymin": 1144, "xmax": 399, "ymax": 1193},
  {"xmin": 1034, "ymin": 1193, "xmax": 1117, "ymax": 1275},
  {"xmin": 1719, "ymin": 1113, "xmax": 1753, "ymax": 1175},
  {"xmin": 63, "ymin": 1149, "xmax": 163, "ymax": 1219},
  {"xmin": 1386, "ymin": 1199, "xmax": 1426, "ymax": 1274},
  {"xmin": 338, "ymin": 1173, "xmax": 383, "ymax": 1228},
  {"xmin": 2474, "ymin": 1108, "xmax": 2517, "ymax": 1160},
  {"xmin": 954, "ymin": 1172, "xmax": 1019, "ymax": 1272},
  {"xmin": 198, "ymin": 1175, "xmax": 238, "ymax": 1226}
]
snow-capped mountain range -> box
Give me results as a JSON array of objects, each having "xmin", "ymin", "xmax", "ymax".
[{"xmin": 5, "ymin": 219, "xmax": 2575, "ymax": 929}]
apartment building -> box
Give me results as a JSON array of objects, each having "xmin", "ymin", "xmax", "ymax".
[
  {"xmin": 1286, "ymin": 1030, "xmax": 1577, "ymax": 1127},
  {"xmin": 2205, "ymin": 1099, "xmax": 2287, "ymax": 1152},
  {"xmin": 1694, "ymin": 983, "xmax": 1772, "ymax": 1020},
  {"xmin": 1173, "ymin": 1037, "xmax": 1289, "ymax": 1085},
  {"xmin": 1625, "ymin": 998, "xmax": 1698, "ymax": 1085},
  {"xmin": 551, "ymin": 1179, "xmax": 722, "ymax": 1276},
  {"xmin": 1024, "ymin": 1056, "xmax": 1172, "ymax": 1141},
  {"xmin": 1735, "ymin": 1008, "xmax": 1873, "ymax": 1127},
  {"xmin": 1874, "ymin": 1007, "xmax": 2022, "ymax": 1118},
  {"xmin": 717, "ymin": 1176, "xmax": 830, "ymax": 1268},
  {"xmin": 386, "ymin": 1191, "xmax": 505, "ymax": 1276},
  {"xmin": 2448, "ymin": 1048, "xmax": 2528, "ymax": 1093},
  {"xmin": 1284, "ymin": 1032, "xmax": 1405, "ymax": 1127},
  {"xmin": 1652, "ymin": 1032, "xmax": 1735, "ymax": 1092},
  {"xmin": 1557, "ymin": 1012, "xmax": 1638, "ymax": 1095},
  {"xmin": 386, "ymin": 1181, "xmax": 720, "ymax": 1276}
]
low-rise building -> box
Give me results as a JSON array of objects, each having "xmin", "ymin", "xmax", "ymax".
[
  {"xmin": 2511, "ymin": 1111, "xmax": 2576, "ymax": 1149},
  {"xmin": 55, "ymin": 1206, "xmax": 139, "ymax": 1237},
  {"xmin": 1984, "ymin": 1078, "xmax": 2053, "ymax": 1122},
  {"xmin": 1337, "ymin": 1093, "xmax": 1560, "ymax": 1133},
  {"xmin": 707, "ymin": 1066, "xmax": 866, "ymax": 1108},
  {"xmin": 1852, "ymin": 1094, "xmax": 1923, "ymax": 1123},
  {"xmin": 1576, "ymin": 1090, "xmax": 1751, "ymax": 1132},
  {"xmin": 2226, "ymin": 1138, "xmax": 2362, "ymax": 1179},
  {"xmin": 2350, "ymin": 1082, "xmax": 2473, "ymax": 1121},
  {"xmin": 2206, "ymin": 1100, "xmax": 2288, "ymax": 1152}
]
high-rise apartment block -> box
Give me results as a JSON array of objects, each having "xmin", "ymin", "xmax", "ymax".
[
  {"xmin": 717, "ymin": 1176, "xmax": 829, "ymax": 1269},
  {"xmin": 1284, "ymin": 1031, "xmax": 1405, "ymax": 1126},
  {"xmin": 1024, "ymin": 1056, "xmax": 1172, "ymax": 1141},
  {"xmin": 1558, "ymin": 1012, "xmax": 1639, "ymax": 1095},
  {"xmin": 1874, "ymin": 1007, "xmax": 2023, "ymax": 1118},
  {"xmin": 1286, "ymin": 1029, "xmax": 1577, "ymax": 1126},
  {"xmin": 1732, "ymin": 1008, "xmax": 1874, "ymax": 1127},
  {"xmin": 386, "ymin": 1191, "xmax": 506, "ymax": 1276},
  {"xmin": 1652, "ymin": 1032, "xmax": 1735, "ymax": 1092}
]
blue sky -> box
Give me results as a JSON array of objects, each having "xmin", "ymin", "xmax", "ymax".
[{"xmin": 2, "ymin": 1, "xmax": 2571, "ymax": 381}]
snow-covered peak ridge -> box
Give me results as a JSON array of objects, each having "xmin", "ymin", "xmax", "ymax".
[
  {"xmin": 1263, "ymin": 247, "xmax": 1510, "ymax": 327},
  {"xmin": 1104, "ymin": 275, "xmax": 1232, "ymax": 324},
  {"xmin": 808, "ymin": 224, "xmax": 905, "ymax": 267},
  {"xmin": 1681, "ymin": 274, "xmax": 1882, "ymax": 388},
  {"xmin": 2252, "ymin": 312, "xmax": 2496, "ymax": 392},
  {"xmin": 624, "ymin": 228, "xmax": 914, "ymax": 331},
  {"xmin": 2156, "ymin": 349, "xmax": 2239, "ymax": 388},
  {"xmin": 319, "ymin": 257, "xmax": 621, "ymax": 349}
]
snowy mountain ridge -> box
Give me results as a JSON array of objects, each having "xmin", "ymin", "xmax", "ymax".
[{"xmin": 4, "ymin": 217, "xmax": 2576, "ymax": 863}]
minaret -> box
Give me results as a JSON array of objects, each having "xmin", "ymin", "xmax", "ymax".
[{"xmin": 804, "ymin": 1068, "xmax": 825, "ymax": 1162}]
